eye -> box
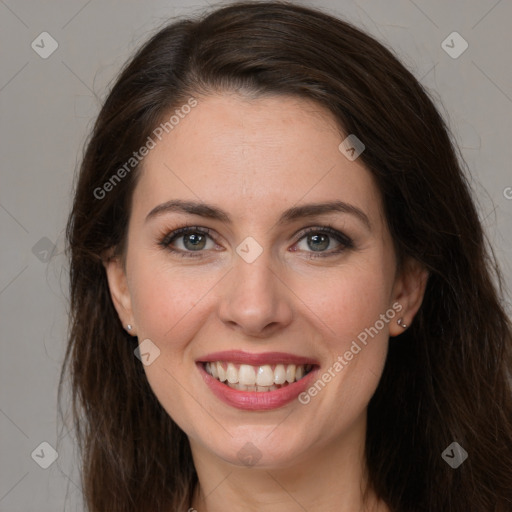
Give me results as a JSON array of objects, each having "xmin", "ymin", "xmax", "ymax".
[
  {"xmin": 159, "ymin": 226, "xmax": 217, "ymax": 258},
  {"xmin": 293, "ymin": 225, "xmax": 353, "ymax": 258}
]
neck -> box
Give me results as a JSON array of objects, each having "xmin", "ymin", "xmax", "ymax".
[{"xmin": 189, "ymin": 413, "xmax": 389, "ymax": 512}]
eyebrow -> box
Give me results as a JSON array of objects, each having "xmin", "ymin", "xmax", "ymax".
[{"xmin": 145, "ymin": 199, "xmax": 371, "ymax": 231}]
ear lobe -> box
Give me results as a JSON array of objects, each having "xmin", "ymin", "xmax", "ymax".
[
  {"xmin": 389, "ymin": 258, "xmax": 429, "ymax": 337},
  {"xmin": 103, "ymin": 256, "xmax": 133, "ymax": 328}
]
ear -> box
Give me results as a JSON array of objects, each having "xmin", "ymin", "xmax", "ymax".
[
  {"xmin": 103, "ymin": 254, "xmax": 135, "ymax": 334},
  {"xmin": 389, "ymin": 257, "xmax": 429, "ymax": 337}
]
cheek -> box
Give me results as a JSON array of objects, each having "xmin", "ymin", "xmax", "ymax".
[
  {"xmin": 126, "ymin": 256, "xmax": 217, "ymax": 431},
  {"xmin": 301, "ymin": 261, "xmax": 393, "ymax": 343},
  {"xmin": 128, "ymin": 250, "xmax": 218, "ymax": 344},
  {"xmin": 297, "ymin": 260, "xmax": 393, "ymax": 397}
]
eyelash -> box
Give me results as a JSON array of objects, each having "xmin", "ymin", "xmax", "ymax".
[{"xmin": 158, "ymin": 223, "xmax": 354, "ymax": 260}]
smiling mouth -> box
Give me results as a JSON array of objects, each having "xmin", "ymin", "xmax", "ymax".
[{"xmin": 203, "ymin": 362, "xmax": 314, "ymax": 392}]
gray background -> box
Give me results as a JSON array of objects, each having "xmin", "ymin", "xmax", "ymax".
[{"xmin": 1, "ymin": 0, "xmax": 511, "ymax": 510}]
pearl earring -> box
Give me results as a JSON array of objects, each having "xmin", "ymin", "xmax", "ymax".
[
  {"xmin": 126, "ymin": 324, "xmax": 133, "ymax": 331},
  {"xmin": 397, "ymin": 318, "xmax": 407, "ymax": 329}
]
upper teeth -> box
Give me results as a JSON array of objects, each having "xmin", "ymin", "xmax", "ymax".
[{"xmin": 205, "ymin": 362, "xmax": 312, "ymax": 386}]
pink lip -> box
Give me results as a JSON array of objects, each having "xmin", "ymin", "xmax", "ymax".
[
  {"xmin": 196, "ymin": 350, "xmax": 319, "ymax": 366},
  {"xmin": 197, "ymin": 361, "xmax": 320, "ymax": 411}
]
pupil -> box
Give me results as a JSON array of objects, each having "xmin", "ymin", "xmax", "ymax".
[
  {"xmin": 309, "ymin": 233, "xmax": 328, "ymax": 251},
  {"xmin": 185, "ymin": 233, "xmax": 205, "ymax": 250}
]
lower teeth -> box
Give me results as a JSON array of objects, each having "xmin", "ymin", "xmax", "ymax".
[{"xmin": 224, "ymin": 381, "xmax": 291, "ymax": 392}]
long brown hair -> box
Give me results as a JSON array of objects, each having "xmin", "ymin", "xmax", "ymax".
[{"xmin": 59, "ymin": 1, "xmax": 512, "ymax": 510}]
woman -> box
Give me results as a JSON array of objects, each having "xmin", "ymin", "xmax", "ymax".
[{"xmin": 60, "ymin": 1, "xmax": 512, "ymax": 511}]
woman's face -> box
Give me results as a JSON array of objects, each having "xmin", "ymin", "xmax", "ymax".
[{"xmin": 106, "ymin": 93, "xmax": 425, "ymax": 468}]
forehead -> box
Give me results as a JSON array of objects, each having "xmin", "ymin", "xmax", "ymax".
[{"xmin": 131, "ymin": 93, "xmax": 383, "ymax": 228}]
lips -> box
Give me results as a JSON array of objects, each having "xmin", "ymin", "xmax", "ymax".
[{"xmin": 196, "ymin": 350, "xmax": 320, "ymax": 410}]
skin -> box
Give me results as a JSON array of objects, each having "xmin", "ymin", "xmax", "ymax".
[{"xmin": 105, "ymin": 93, "xmax": 428, "ymax": 511}]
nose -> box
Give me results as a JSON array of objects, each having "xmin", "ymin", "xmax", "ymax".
[{"xmin": 217, "ymin": 250, "xmax": 293, "ymax": 338}]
